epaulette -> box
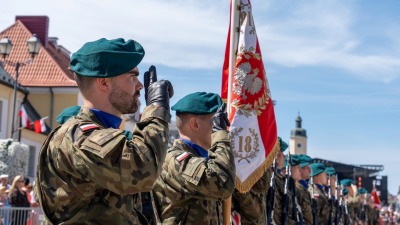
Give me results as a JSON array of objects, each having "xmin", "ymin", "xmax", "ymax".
[
  {"xmin": 176, "ymin": 152, "xmax": 191, "ymax": 162},
  {"xmin": 79, "ymin": 124, "xmax": 100, "ymax": 132}
]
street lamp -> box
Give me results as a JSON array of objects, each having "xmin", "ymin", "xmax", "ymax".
[{"xmin": 0, "ymin": 34, "xmax": 41, "ymax": 139}]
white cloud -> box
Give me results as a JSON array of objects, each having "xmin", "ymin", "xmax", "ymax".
[{"xmin": 1, "ymin": 0, "xmax": 399, "ymax": 82}]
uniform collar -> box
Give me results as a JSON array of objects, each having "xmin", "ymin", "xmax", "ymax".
[
  {"xmin": 315, "ymin": 184, "xmax": 325, "ymax": 192},
  {"xmin": 181, "ymin": 139, "xmax": 208, "ymax": 160},
  {"xmin": 89, "ymin": 108, "xmax": 122, "ymax": 129},
  {"xmin": 299, "ymin": 180, "xmax": 309, "ymax": 189}
]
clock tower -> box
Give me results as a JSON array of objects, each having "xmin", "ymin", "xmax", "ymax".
[{"xmin": 289, "ymin": 113, "xmax": 307, "ymax": 155}]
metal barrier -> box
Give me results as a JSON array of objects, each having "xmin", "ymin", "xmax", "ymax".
[{"xmin": 0, "ymin": 207, "xmax": 44, "ymax": 225}]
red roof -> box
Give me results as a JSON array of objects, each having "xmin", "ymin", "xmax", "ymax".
[{"xmin": 0, "ymin": 16, "xmax": 76, "ymax": 87}]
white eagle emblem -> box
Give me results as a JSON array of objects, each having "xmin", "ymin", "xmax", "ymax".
[{"xmin": 233, "ymin": 62, "xmax": 263, "ymax": 100}]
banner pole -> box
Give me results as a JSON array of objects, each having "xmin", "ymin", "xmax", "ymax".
[{"xmin": 223, "ymin": 0, "xmax": 240, "ymax": 224}]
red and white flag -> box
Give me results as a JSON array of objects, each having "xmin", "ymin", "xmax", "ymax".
[
  {"xmin": 34, "ymin": 118, "xmax": 47, "ymax": 133},
  {"xmin": 19, "ymin": 105, "xmax": 31, "ymax": 129},
  {"xmin": 371, "ymin": 187, "xmax": 381, "ymax": 209},
  {"xmin": 222, "ymin": 0, "xmax": 279, "ymax": 192}
]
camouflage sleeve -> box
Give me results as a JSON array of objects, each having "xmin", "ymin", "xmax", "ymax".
[
  {"xmin": 298, "ymin": 186, "xmax": 313, "ymax": 225},
  {"xmin": 251, "ymin": 170, "xmax": 272, "ymax": 194},
  {"xmin": 164, "ymin": 130, "xmax": 235, "ymax": 200},
  {"xmin": 58, "ymin": 104, "xmax": 170, "ymax": 195},
  {"xmin": 273, "ymin": 175, "xmax": 285, "ymax": 224},
  {"xmin": 317, "ymin": 194, "xmax": 330, "ymax": 225},
  {"xmin": 233, "ymin": 189, "xmax": 265, "ymax": 223}
]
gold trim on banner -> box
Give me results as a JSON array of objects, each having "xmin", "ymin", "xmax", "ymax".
[{"xmin": 235, "ymin": 137, "xmax": 280, "ymax": 193}]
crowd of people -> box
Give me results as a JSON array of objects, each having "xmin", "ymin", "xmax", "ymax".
[{"xmin": 0, "ymin": 174, "xmax": 39, "ymax": 225}]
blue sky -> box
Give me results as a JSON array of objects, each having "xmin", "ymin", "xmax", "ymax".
[{"xmin": 2, "ymin": 0, "xmax": 400, "ymax": 194}]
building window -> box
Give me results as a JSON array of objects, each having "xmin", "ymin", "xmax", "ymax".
[{"xmin": 297, "ymin": 143, "xmax": 302, "ymax": 148}]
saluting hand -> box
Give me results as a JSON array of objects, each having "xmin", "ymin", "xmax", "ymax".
[
  {"xmin": 212, "ymin": 103, "xmax": 230, "ymax": 132},
  {"xmin": 144, "ymin": 65, "xmax": 174, "ymax": 109}
]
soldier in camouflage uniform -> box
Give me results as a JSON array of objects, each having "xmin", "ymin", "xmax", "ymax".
[
  {"xmin": 326, "ymin": 167, "xmax": 338, "ymax": 225},
  {"xmin": 35, "ymin": 38, "xmax": 174, "ymax": 225},
  {"xmin": 297, "ymin": 154, "xmax": 313, "ymax": 225},
  {"xmin": 151, "ymin": 92, "xmax": 235, "ymax": 225},
  {"xmin": 341, "ymin": 179, "xmax": 359, "ymax": 225},
  {"xmin": 368, "ymin": 194, "xmax": 380, "ymax": 225},
  {"xmin": 288, "ymin": 154, "xmax": 305, "ymax": 224},
  {"xmin": 271, "ymin": 139, "xmax": 299, "ymax": 225},
  {"xmin": 358, "ymin": 188, "xmax": 369, "ymax": 225},
  {"xmin": 309, "ymin": 163, "xmax": 330, "ymax": 225}
]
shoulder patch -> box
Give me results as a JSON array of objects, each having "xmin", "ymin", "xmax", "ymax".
[
  {"xmin": 176, "ymin": 152, "xmax": 191, "ymax": 162},
  {"xmin": 314, "ymin": 193, "xmax": 319, "ymax": 199},
  {"xmin": 80, "ymin": 124, "xmax": 99, "ymax": 132}
]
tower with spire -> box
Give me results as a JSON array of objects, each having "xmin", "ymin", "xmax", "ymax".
[{"xmin": 289, "ymin": 113, "xmax": 307, "ymax": 155}]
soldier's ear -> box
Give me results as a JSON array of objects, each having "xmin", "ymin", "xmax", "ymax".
[
  {"xmin": 189, "ymin": 116, "xmax": 200, "ymax": 132},
  {"xmin": 96, "ymin": 77, "xmax": 112, "ymax": 93}
]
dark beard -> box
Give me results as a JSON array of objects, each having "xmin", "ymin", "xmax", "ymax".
[{"xmin": 109, "ymin": 88, "xmax": 140, "ymax": 114}]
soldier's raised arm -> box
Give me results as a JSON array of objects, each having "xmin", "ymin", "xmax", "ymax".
[{"xmin": 35, "ymin": 38, "xmax": 173, "ymax": 225}]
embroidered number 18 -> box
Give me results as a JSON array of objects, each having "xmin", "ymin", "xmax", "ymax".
[{"xmin": 238, "ymin": 136, "xmax": 252, "ymax": 153}]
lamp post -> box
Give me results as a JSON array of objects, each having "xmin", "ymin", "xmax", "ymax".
[{"xmin": 0, "ymin": 34, "xmax": 41, "ymax": 140}]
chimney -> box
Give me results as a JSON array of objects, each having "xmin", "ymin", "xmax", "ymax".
[{"xmin": 15, "ymin": 16, "xmax": 49, "ymax": 47}]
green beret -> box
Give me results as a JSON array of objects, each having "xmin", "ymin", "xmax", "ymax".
[
  {"xmin": 279, "ymin": 137, "xmax": 288, "ymax": 152},
  {"xmin": 172, "ymin": 92, "xmax": 222, "ymax": 115},
  {"xmin": 56, "ymin": 106, "xmax": 81, "ymax": 124},
  {"xmin": 299, "ymin": 154, "xmax": 312, "ymax": 168},
  {"xmin": 342, "ymin": 188, "xmax": 348, "ymax": 196},
  {"xmin": 358, "ymin": 187, "xmax": 367, "ymax": 195},
  {"xmin": 340, "ymin": 179, "xmax": 353, "ymax": 187},
  {"xmin": 70, "ymin": 38, "xmax": 145, "ymax": 77},
  {"xmin": 286, "ymin": 154, "xmax": 300, "ymax": 166},
  {"xmin": 310, "ymin": 163, "xmax": 326, "ymax": 177},
  {"xmin": 325, "ymin": 167, "xmax": 336, "ymax": 176}
]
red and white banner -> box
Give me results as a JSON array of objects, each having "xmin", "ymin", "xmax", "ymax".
[
  {"xmin": 222, "ymin": 0, "xmax": 279, "ymax": 192},
  {"xmin": 34, "ymin": 118, "xmax": 47, "ymax": 133},
  {"xmin": 371, "ymin": 188, "xmax": 381, "ymax": 209},
  {"xmin": 19, "ymin": 105, "xmax": 31, "ymax": 129}
]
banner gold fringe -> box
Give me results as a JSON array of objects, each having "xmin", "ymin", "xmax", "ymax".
[{"xmin": 235, "ymin": 137, "xmax": 280, "ymax": 193}]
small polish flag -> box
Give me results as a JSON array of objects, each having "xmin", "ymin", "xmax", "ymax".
[
  {"xmin": 176, "ymin": 152, "xmax": 190, "ymax": 162},
  {"xmin": 80, "ymin": 124, "xmax": 99, "ymax": 132},
  {"xmin": 34, "ymin": 118, "xmax": 47, "ymax": 133},
  {"xmin": 19, "ymin": 105, "xmax": 31, "ymax": 129}
]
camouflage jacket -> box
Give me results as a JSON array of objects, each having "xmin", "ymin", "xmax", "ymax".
[
  {"xmin": 233, "ymin": 170, "xmax": 270, "ymax": 225},
  {"xmin": 309, "ymin": 184, "xmax": 330, "ymax": 225},
  {"xmin": 151, "ymin": 131, "xmax": 235, "ymax": 225},
  {"xmin": 296, "ymin": 181, "xmax": 312, "ymax": 225},
  {"xmin": 368, "ymin": 205, "xmax": 380, "ymax": 225},
  {"xmin": 35, "ymin": 105, "xmax": 170, "ymax": 225},
  {"xmin": 273, "ymin": 172, "xmax": 297, "ymax": 225},
  {"xmin": 347, "ymin": 195, "xmax": 360, "ymax": 224}
]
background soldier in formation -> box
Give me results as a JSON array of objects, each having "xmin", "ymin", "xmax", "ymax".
[
  {"xmin": 297, "ymin": 155, "xmax": 313, "ymax": 225},
  {"xmin": 151, "ymin": 92, "xmax": 235, "ymax": 225},
  {"xmin": 325, "ymin": 167, "xmax": 337, "ymax": 225},
  {"xmin": 271, "ymin": 138, "xmax": 298, "ymax": 225},
  {"xmin": 35, "ymin": 38, "xmax": 174, "ymax": 224},
  {"xmin": 342, "ymin": 179, "xmax": 359, "ymax": 225},
  {"xmin": 309, "ymin": 163, "xmax": 330, "ymax": 225}
]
